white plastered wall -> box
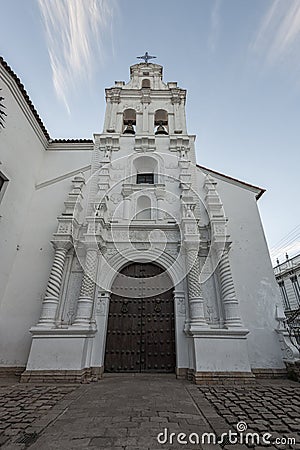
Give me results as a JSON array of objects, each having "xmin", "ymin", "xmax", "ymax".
[
  {"xmin": 0, "ymin": 69, "xmax": 93, "ymax": 366},
  {"xmin": 196, "ymin": 168, "xmax": 285, "ymax": 369}
]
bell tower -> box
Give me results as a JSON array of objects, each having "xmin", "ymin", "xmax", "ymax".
[{"xmin": 103, "ymin": 63, "xmax": 187, "ymax": 136}]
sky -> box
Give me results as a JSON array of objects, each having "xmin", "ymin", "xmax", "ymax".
[{"xmin": 1, "ymin": 0, "xmax": 300, "ymax": 265}]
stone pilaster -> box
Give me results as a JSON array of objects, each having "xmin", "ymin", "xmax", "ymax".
[
  {"xmin": 217, "ymin": 247, "xmax": 243, "ymax": 328},
  {"xmin": 74, "ymin": 245, "xmax": 99, "ymax": 327},
  {"xmin": 186, "ymin": 245, "xmax": 208, "ymax": 330},
  {"xmin": 38, "ymin": 242, "xmax": 71, "ymax": 326}
]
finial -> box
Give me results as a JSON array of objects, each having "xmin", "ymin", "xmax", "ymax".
[{"xmin": 136, "ymin": 52, "xmax": 156, "ymax": 64}]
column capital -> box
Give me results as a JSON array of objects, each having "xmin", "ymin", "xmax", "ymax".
[{"xmin": 51, "ymin": 239, "xmax": 72, "ymax": 252}]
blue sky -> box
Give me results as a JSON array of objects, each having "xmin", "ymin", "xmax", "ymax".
[{"xmin": 1, "ymin": 0, "xmax": 300, "ymax": 264}]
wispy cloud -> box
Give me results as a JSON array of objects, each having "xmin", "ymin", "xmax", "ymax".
[
  {"xmin": 208, "ymin": 0, "xmax": 222, "ymax": 52},
  {"xmin": 37, "ymin": 0, "xmax": 116, "ymax": 112},
  {"xmin": 250, "ymin": 0, "xmax": 300, "ymax": 68}
]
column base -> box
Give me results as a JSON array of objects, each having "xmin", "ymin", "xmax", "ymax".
[
  {"xmin": 25, "ymin": 327, "xmax": 96, "ymax": 377},
  {"xmin": 252, "ymin": 368, "xmax": 287, "ymax": 379},
  {"xmin": 0, "ymin": 366, "xmax": 25, "ymax": 378},
  {"xmin": 191, "ymin": 369, "xmax": 255, "ymax": 385},
  {"xmin": 20, "ymin": 366, "xmax": 104, "ymax": 384},
  {"xmin": 190, "ymin": 329, "xmax": 253, "ymax": 379}
]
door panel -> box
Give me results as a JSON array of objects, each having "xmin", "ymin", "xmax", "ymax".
[{"xmin": 105, "ymin": 263, "xmax": 175, "ymax": 373}]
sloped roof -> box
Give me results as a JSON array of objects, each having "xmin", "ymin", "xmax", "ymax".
[
  {"xmin": 0, "ymin": 56, "xmax": 93, "ymax": 143},
  {"xmin": 197, "ymin": 164, "xmax": 265, "ymax": 200}
]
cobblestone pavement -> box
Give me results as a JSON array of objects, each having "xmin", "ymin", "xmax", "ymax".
[
  {"xmin": 0, "ymin": 382, "xmax": 78, "ymax": 448},
  {"xmin": 0, "ymin": 375, "xmax": 299, "ymax": 450}
]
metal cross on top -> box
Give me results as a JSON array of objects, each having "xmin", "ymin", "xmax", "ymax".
[{"xmin": 136, "ymin": 52, "xmax": 156, "ymax": 64}]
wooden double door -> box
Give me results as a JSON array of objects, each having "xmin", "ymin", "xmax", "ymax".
[{"xmin": 105, "ymin": 263, "xmax": 176, "ymax": 373}]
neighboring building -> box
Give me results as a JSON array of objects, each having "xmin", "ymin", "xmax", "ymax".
[
  {"xmin": 0, "ymin": 56, "xmax": 291, "ymax": 383},
  {"xmin": 274, "ymin": 254, "xmax": 300, "ymax": 314}
]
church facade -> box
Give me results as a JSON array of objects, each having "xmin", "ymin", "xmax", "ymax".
[{"xmin": 0, "ymin": 57, "xmax": 296, "ymax": 383}]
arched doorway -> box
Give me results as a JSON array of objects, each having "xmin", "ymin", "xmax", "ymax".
[{"xmin": 105, "ymin": 263, "xmax": 176, "ymax": 373}]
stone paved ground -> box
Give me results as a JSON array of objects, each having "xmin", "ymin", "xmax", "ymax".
[
  {"xmin": 0, "ymin": 380, "xmax": 78, "ymax": 448},
  {"xmin": 0, "ymin": 375, "xmax": 299, "ymax": 450}
]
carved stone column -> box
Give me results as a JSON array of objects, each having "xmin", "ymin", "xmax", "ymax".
[
  {"xmin": 155, "ymin": 186, "xmax": 165, "ymax": 221},
  {"xmin": 107, "ymin": 89, "xmax": 120, "ymax": 131},
  {"xmin": 122, "ymin": 185, "xmax": 132, "ymax": 220},
  {"xmin": 186, "ymin": 245, "xmax": 208, "ymax": 330},
  {"xmin": 74, "ymin": 245, "xmax": 99, "ymax": 326},
  {"xmin": 38, "ymin": 241, "xmax": 71, "ymax": 326},
  {"xmin": 217, "ymin": 248, "xmax": 243, "ymax": 328},
  {"xmin": 141, "ymin": 91, "xmax": 151, "ymax": 132}
]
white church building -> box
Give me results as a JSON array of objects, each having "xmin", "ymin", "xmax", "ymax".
[{"xmin": 0, "ymin": 56, "xmax": 297, "ymax": 383}]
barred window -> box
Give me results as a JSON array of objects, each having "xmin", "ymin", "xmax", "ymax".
[
  {"xmin": 137, "ymin": 173, "xmax": 154, "ymax": 184},
  {"xmin": 290, "ymin": 275, "xmax": 300, "ymax": 306},
  {"xmin": 278, "ymin": 280, "xmax": 290, "ymax": 310}
]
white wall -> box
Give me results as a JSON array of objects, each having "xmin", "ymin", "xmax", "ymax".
[
  {"xmin": 196, "ymin": 168, "xmax": 285, "ymax": 369},
  {"xmin": 0, "ymin": 68, "xmax": 92, "ymax": 366}
]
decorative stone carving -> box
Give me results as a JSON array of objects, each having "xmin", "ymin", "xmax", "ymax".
[
  {"xmin": 74, "ymin": 245, "xmax": 99, "ymax": 326},
  {"xmin": 110, "ymin": 193, "xmax": 123, "ymax": 204},
  {"xmin": 165, "ymin": 193, "xmax": 177, "ymax": 204},
  {"xmin": 277, "ymin": 330, "xmax": 300, "ymax": 361},
  {"xmin": 106, "ymin": 88, "xmax": 121, "ymax": 103},
  {"xmin": 61, "ymin": 256, "xmax": 83, "ymax": 325},
  {"xmin": 38, "ymin": 241, "xmax": 72, "ymax": 326},
  {"xmin": 177, "ymin": 297, "xmax": 186, "ymax": 316},
  {"xmin": 217, "ymin": 248, "xmax": 243, "ymax": 328},
  {"xmin": 186, "ymin": 247, "xmax": 208, "ymax": 330},
  {"xmin": 95, "ymin": 295, "xmax": 108, "ymax": 316},
  {"xmin": 57, "ymin": 223, "xmax": 72, "ymax": 234},
  {"xmin": 134, "ymin": 136, "xmax": 155, "ymax": 152},
  {"xmin": 275, "ymin": 306, "xmax": 300, "ymax": 361},
  {"xmin": 123, "ymin": 103, "xmax": 141, "ymax": 112}
]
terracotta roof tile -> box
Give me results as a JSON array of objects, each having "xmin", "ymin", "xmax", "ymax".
[{"xmin": 50, "ymin": 139, "xmax": 93, "ymax": 143}]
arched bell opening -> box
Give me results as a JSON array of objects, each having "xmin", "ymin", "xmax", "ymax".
[
  {"xmin": 141, "ymin": 78, "xmax": 151, "ymax": 89},
  {"xmin": 154, "ymin": 109, "xmax": 168, "ymax": 135},
  {"xmin": 123, "ymin": 108, "xmax": 136, "ymax": 134},
  {"xmin": 104, "ymin": 262, "xmax": 176, "ymax": 373}
]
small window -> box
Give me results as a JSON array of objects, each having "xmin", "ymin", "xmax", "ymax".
[
  {"xmin": 137, "ymin": 173, "xmax": 154, "ymax": 184},
  {"xmin": 278, "ymin": 280, "xmax": 290, "ymax": 310},
  {"xmin": 291, "ymin": 275, "xmax": 300, "ymax": 306},
  {"xmin": 142, "ymin": 79, "xmax": 150, "ymax": 88}
]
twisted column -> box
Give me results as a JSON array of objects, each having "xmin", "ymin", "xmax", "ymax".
[
  {"xmin": 38, "ymin": 245, "xmax": 69, "ymax": 326},
  {"xmin": 186, "ymin": 248, "xmax": 208, "ymax": 329},
  {"xmin": 74, "ymin": 246, "xmax": 98, "ymax": 326},
  {"xmin": 218, "ymin": 249, "xmax": 243, "ymax": 327}
]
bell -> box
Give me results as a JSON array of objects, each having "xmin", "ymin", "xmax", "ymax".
[
  {"xmin": 155, "ymin": 121, "xmax": 168, "ymax": 135},
  {"xmin": 123, "ymin": 120, "xmax": 135, "ymax": 134}
]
